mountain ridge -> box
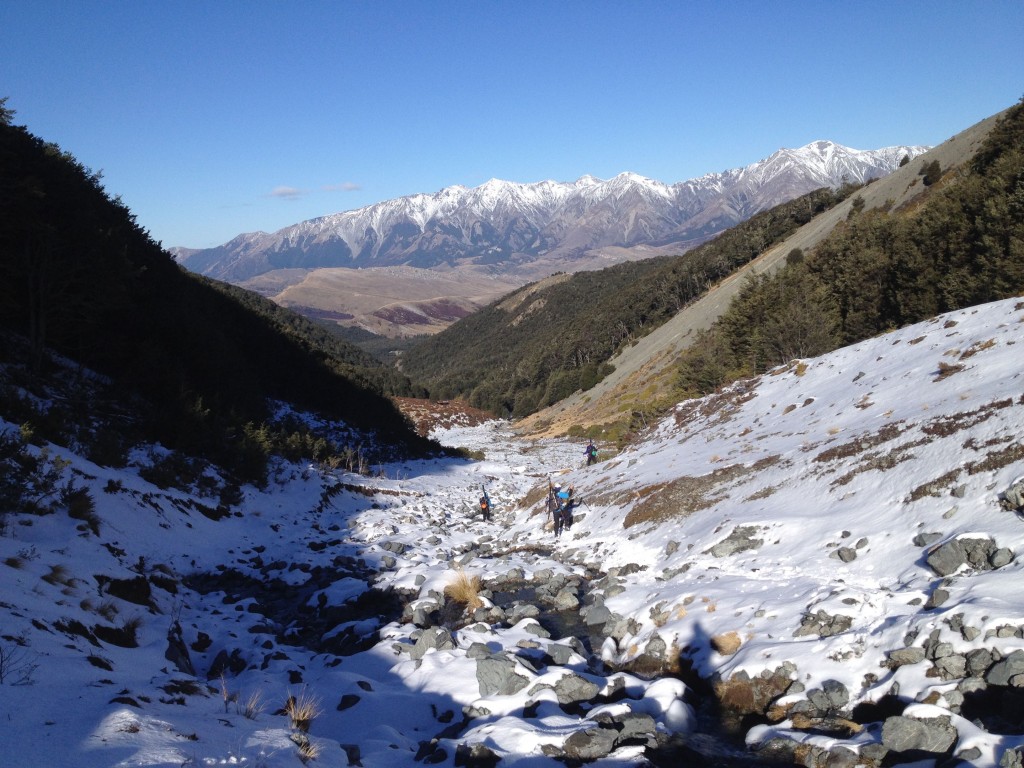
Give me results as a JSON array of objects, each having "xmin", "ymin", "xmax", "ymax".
[{"xmin": 172, "ymin": 140, "xmax": 927, "ymax": 285}]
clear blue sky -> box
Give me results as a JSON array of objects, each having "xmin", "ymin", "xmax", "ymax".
[{"xmin": 2, "ymin": 1, "xmax": 1022, "ymax": 249}]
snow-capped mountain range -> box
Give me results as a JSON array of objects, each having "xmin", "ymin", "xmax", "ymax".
[{"xmin": 172, "ymin": 141, "xmax": 927, "ymax": 283}]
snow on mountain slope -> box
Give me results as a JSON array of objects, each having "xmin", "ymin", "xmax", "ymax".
[
  {"xmin": 173, "ymin": 141, "xmax": 926, "ymax": 283},
  {"xmin": 4, "ymin": 296, "xmax": 1023, "ymax": 766}
]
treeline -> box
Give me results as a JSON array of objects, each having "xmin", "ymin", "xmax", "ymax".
[
  {"xmin": 0, "ymin": 104, "xmax": 435, "ymax": 484},
  {"xmin": 401, "ymin": 186, "xmax": 852, "ymax": 417},
  {"xmin": 676, "ymin": 99, "xmax": 1024, "ymax": 397}
]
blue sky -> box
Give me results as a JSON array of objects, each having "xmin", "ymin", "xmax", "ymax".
[{"xmin": 2, "ymin": 1, "xmax": 1022, "ymax": 249}]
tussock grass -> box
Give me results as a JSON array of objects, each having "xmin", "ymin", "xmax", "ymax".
[
  {"xmin": 239, "ymin": 689, "xmax": 265, "ymax": 720},
  {"xmin": 444, "ymin": 570, "xmax": 483, "ymax": 611},
  {"xmin": 286, "ymin": 687, "xmax": 322, "ymax": 733},
  {"xmin": 41, "ymin": 564, "xmax": 73, "ymax": 586}
]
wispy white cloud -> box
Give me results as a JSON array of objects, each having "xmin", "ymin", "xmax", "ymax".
[
  {"xmin": 269, "ymin": 186, "xmax": 304, "ymax": 200},
  {"xmin": 323, "ymin": 182, "xmax": 361, "ymax": 192}
]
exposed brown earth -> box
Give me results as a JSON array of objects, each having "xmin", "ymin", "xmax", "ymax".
[
  {"xmin": 393, "ymin": 397, "xmax": 497, "ymax": 436},
  {"xmin": 240, "ymin": 265, "xmax": 524, "ymax": 338}
]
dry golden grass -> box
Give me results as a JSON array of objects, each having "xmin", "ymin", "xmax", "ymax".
[
  {"xmin": 711, "ymin": 631, "xmax": 743, "ymax": 656},
  {"xmin": 444, "ymin": 570, "xmax": 483, "ymax": 611},
  {"xmin": 286, "ymin": 687, "xmax": 323, "ymax": 733}
]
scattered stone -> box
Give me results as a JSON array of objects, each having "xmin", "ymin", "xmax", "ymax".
[
  {"xmin": 706, "ymin": 526, "xmax": 764, "ymax": 557},
  {"xmin": 913, "ymin": 532, "xmax": 943, "ymax": 547},
  {"xmin": 794, "ymin": 610, "xmax": 853, "ymax": 638},
  {"xmin": 832, "ymin": 547, "xmax": 857, "ymax": 563},
  {"xmin": 887, "ymin": 647, "xmax": 926, "ymax": 667}
]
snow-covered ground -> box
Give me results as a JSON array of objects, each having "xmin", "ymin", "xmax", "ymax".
[{"xmin": 4, "ymin": 297, "xmax": 1024, "ymax": 766}]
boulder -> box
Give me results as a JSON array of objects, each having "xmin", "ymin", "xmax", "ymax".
[
  {"xmin": 553, "ymin": 673, "xmax": 600, "ymax": 705},
  {"xmin": 476, "ymin": 655, "xmax": 529, "ymax": 697},
  {"xmin": 410, "ymin": 627, "xmax": 455, "ymax": 661},
  {"xmin": 881, "ymin": 714, "xmax": 957, "ymax": 754},
  {"xmin": 986, "ymin": 649, "xmax": 1024, "ymax": 686},
  {"xmin": 562, "ymin": 726, "xmax": 619, "ymax": 761}
]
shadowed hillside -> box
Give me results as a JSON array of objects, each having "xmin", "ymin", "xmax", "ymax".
[{"xmin": 0, "ymin": 109, "xmax": 436, "ymax": 483}]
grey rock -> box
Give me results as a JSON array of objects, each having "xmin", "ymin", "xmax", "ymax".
[
  {"xmin": 552, "ymin": 588, "xmax": 580, "ymax": 611},
  {"xmin": 454, "ymin": 742, "xmax": 499, "ymax": 767},
  {"xmin": 887, "ymin": 647, "xmax": 926, "ymax": 667},
  {"xmin": 913, "ymin": 532, "xmax": 943, "ymax": 547},
  {"xmin": 935, "ymin": 654, "xmax": 967, "ymax": 680},
  {"xmin": 707, "ymin": 526, "xmax": 764, "ymax": 557},
  {"xmin": 1000, "ymin": 748, "xmax": 1024, "ymax": 768},
  {"xmin": 476, "ymin": 656, "xmax": 529, "ymax": 697},
  {"xmin": 966, "ymin": 648, "xmax": 994, "ymax": 677},
  {"xmin": 467, "ymin": 643, "xmax": 492, "ymax": 660},
  {"xmin": 991, "ymin": 547, "xmax": 1015, "ymax": 569},
  {"xmin": 926, "ymin": 536, "xmax": 997, "ymax": 576},
  {"xmin": 523, "ymin": 621, "xmax": 551, "ymax": 639},
  {"xmin": 807, "ymin": 679, "xmax": 849, "ymax": 714},
  {"xmin": 925, "ymin": 588, "xmax": 950, "ymax": 609},
  {"xmin": 582, "ymin": 604, "xmax": 612, "ymax": 626},
  {"xmin": 794, "ymin": 610, "xmax": 853, "ymax": 638},
  {"xmin": 410, "ymin": 627, "xmax": 455, "ymax": 661},
  {"xmin": 553, "ymin": 673, "xmax": 601, "ymax": 705},
  {"xmin": 508, "ymin": 603, "xmax": 540, "ymax": 622},
  {"xmin": 562, "ymin": 726, "xmax": 619, "ymax": 761},
  {"xmin": 546, "ymin": 643, "xmax": 577, "ymax": 666},
  {"xmin": 833, "ymin": 547, "xmax": 857, "ymax": 563},
  {"xmin": 881, "ymin": 715, "xmax": 958, "ymax": 754},
  {"xmin": 986, "ymin": 649, "xmax": 1024, "ymax": 686}
]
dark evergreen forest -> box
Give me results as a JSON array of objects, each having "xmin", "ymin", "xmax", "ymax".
[{"xmin": 0, "ymin": 103, "xmax": 436, "ymax": 485}]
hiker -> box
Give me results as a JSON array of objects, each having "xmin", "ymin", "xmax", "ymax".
[
  {"xmin": 553, "ymin": 483, "xmax": 575, "ymax": 537},
  {"xmin": 548, "ymin": 482, "xmax": 562, "ymax": 533},
  {"xmin": 479, "ymin": 487, "xmax": 492, "ymax": 521},
  {"xmin": 584, "ymin": 440, "xmax": 598, "ymax": 466}
]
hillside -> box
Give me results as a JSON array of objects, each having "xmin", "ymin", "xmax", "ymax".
[
  {"xmin": 4, "ymin": 296, "xmax": 1024, "ymax": 766},
  {"xmin": 518, "ymin": 104, "xmax": 1018, "ymax": 439},
  {"xmin": 0, "ymin": 115, "xmax": 435, "ymax": 482},
  {"xmin": 401, "ymin": 187, "xmax": 853, "ymax": 419},
  {"xmin": 241, "ymin": 264, "xmax": 524, "ymax": 338}
]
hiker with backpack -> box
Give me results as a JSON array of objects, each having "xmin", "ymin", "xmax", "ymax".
[
  {"xmin": 549, "ymin": 482, "xmax": 576, "ymax": 537},
  {"xmin": 584, "ymin": 441, "xmax": 598, "ymax": 466},
  {"xmin": 479, "ymin": 486, "xmax": 492, "ymax": 521}
]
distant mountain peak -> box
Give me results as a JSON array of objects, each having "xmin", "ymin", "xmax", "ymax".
[{"xmin": 173, "ymin": 140, "xmax": 928, "ymax": 283}]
